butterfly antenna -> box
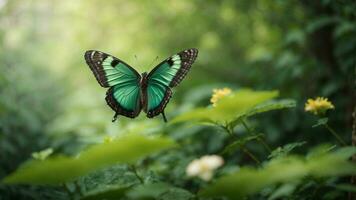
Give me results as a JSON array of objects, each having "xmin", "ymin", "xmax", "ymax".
[
  {"xmin": 112, "ymin": 112, "xmax": 119, "ymax": 122},
  {"xmin": 161, "ymin": 111, "xmax": 167, "ymax": 123}
]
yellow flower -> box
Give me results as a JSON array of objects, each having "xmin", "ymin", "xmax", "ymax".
[
  {"xmin": 186, "ymin": 155, "xmax": 224, "ymax": 181},
  {"xmin": 210, "ymin": 87, "xmax": 232, "ymax": 107},
  {"xmin": 305, "ymin": 97, "xmax": 334, "ymax": 115}
]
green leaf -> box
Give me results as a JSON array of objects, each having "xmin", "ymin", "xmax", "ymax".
[
  {"xmin": 159, "ymin": 187, "xmax": 194, "ymax": 200},
  {"xmin": 80, "ymin": 185, "xmax": 131, "ymax": 200},
  {"xmin": 2, "ymin": 135, "xmax": 175, "ymax": 185},
  {"xmin": 268, "ymin": 183, "xmax": 298, "ymax": 200},
  {"xmin": 171, "ymin": 90, "xmax": 279, "ymax": 125},
  {"xmin": 312, "ymin": 118, "xmax": 328, "ymax": 128},
  {"xmin": 78, "ymin": 164, "xmax": 140, "ymax": 200},
  {"xmin": 268, "ymin": 141, "xmax": 306, "ymax": 159},
  {"xmin": 126, "ymin": 182, "xmax": 171, "ymax": 199},
  {"xmin": 229, "ymin": 99, "xmax": 296, "ymax": 128},
  {"xmin": 244, "ymin": 99, "xmax": 296, "ymax": 118},
  {"xmin": 221, "ymin": 134, "xmax": 263, "ymax": 155},
  {"xmin": 200, "ymin": 147, "xmax": 356, "ymax": 200},
  {"xmin": 306, "ymin": 144, "xmax": 336, "ymax": 159},
  {"xmin": 126, "ymin": 182, "xmax": 193, "ymax": 200}
]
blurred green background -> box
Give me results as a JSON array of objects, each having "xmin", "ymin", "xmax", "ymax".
[{"xmin": 0, "ymin": 0, "xmax": 355, "ymax": 199}]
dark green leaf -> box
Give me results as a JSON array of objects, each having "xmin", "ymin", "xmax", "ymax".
[
  {"xmin": 268, "ymin": 141, "xmax": 306, "ymax": 159},
  {"xmin": 80, "ymin": 185, "xmax": 131, "ymax": 200},
  {"xmin": 126, "ymin": 182, "xmax": 172, "ymax": 199}
]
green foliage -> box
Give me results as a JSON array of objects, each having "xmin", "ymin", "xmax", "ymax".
[
  {"xmin": 80, "ymin": 185, "xmax": 130, "ymax": 200},
  {"xmin": 268, "ymin": 141, "xmax": 306, "ymax": 159},
  {"xmin": 0, "ymin": 0, "xmax": 355, "ymax": 199},
  {"xmin": 200, "ymin": 147, "xmax": 356, "ymax": 200},
  {"xmin": 171, "ymin": 90, "xmax": 279, "ymax": 125},
  {"xmin": 244, "ymin": 99, "xmax": 297, "ymax": 118},
  {"xmin": 77, "ymin": 164, "xmax": 141, "ymax": 200},
  {"xmin": 3, "ymin": 135, "xmax": 175, "ymax": 185},
  {"xmin": 126, "ymin": 182, "xmax": 193, "ymax": 200}
]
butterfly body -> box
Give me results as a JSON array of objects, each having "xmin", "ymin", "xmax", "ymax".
[
  {"xmin": 84, "ymin": 48, "xmax": 198, "ymax": 122},
  {"xmin": 140, "ymin": 72, "xmax": 148, "ymax": 113}
]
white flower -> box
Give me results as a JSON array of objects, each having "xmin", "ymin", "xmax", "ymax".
[{"xmin": 186, "ymin": 155, "xmax": 224, "ymax": 181}]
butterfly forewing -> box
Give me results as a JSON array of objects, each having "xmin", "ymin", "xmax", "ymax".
[
  {"xmin": 84, "ymin": 50, "xmax": 141, "ymax": 87},
  {"xmin": 84, "ymin": 50, "xmax": 142, "ymax": 118},
  {"xmin": 146, "ymin": 48, "xmax": 198, "ymax": 118}
]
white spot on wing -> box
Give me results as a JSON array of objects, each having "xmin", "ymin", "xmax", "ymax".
[
  {"xmin": 90, "ymin": 51, "xmax": 95, "ymax": 59},
  {"xmin": 172, "ymin": 55, "xmax": 180, "ymax": 61}
]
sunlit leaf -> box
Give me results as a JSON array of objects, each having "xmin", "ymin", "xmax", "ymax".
[
  {"xmin": 200, "ymin": 147, "xmax": 356, "ymax": 200},
  {"xmin": 171, "ymin": 90, "xmax": 279, "ymax": 125},
  {"xmin": 2, "ymin": 135, "xmax": 175, "ymax": 185}
]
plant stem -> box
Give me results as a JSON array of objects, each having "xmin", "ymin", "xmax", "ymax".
[
  {"xmin": 221, "ymin": 122, "xmax": 261, "ymax": 165},
  {"xmin": 241, "ymin": 145, "xmax": 261, "ymax": 164},
  {"xmin": 130, "ymin": 164, "xmax": 144, "ymax": 184},
  {"xmin": 241, "ymin": 119, "xmax": 272, "ymax": 153},
  {"xmin": 324, "ymin": 123, "xmax": 347, "ymax": 146}
]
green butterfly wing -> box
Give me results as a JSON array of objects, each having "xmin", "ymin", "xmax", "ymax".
[
  {"xmin": 84, "ymin": 50, "xmax": 142, "ymax": 119},
  {"xmin": 146, "ymin": 48, "xmax": 198, "ymax": 118}
]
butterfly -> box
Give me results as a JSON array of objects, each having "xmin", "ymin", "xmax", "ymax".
[{"xmin": 84, "ymin": 48, "xmax": 198, "ymax": 122}]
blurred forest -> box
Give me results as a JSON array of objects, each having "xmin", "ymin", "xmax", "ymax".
[{"xmin": 0, "ymin": 0, "xmax": 355, "ymax": 199}]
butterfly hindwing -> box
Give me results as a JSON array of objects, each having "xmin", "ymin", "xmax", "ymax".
[
  {"xmin": 105, "ymin": 84, "xmax": 141, "ymax": 118},
  {"xmin": 146, "ymin": 48, "xmax": 198, "ymax": 118},
  {"xmin": 145, "ymin": 82, "xmax": 173, "ymax": 118},
  {"xmin": 85, "ymin": 50, "xmax": 142, "ymax": 119}
]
